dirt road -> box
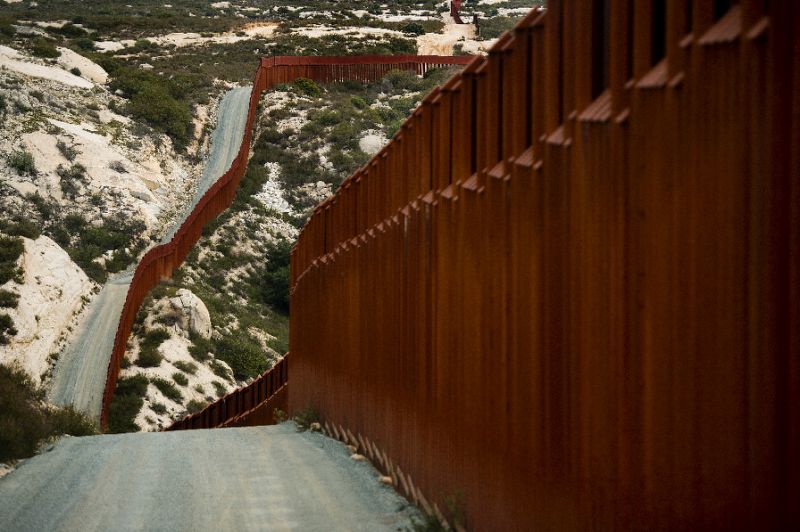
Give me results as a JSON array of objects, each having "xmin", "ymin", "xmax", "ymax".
[
  {"xmin": 48, "ymin": 87, "xmax": 252, "ymax": 421},
  {"xmin": 0, "ymin": 424, "xmax": 418, "ymax": 531}
]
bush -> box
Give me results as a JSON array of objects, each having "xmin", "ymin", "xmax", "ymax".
[
  {"xmin": 151, "ymin": 402, "xmax": 167, "ymax": 415},
  {"xmin": 252, "ymin": 238, "xmax": 291, "ymax": 314},
  {"xmin": 7, "ymin": 149, "xmax": 36, "ymax": 176},
  {"xmin": 214, "ymin": 334, "xmax": 268, "ymax": 381},
  {"xmin": 172, "ymin": 372, "xmax": 188, "ymax": 386},
  {"xmin": 186, "ymin": 399, "xmax": 206, "ymax": 414},
  {"xmin": 173, "ymin": 360, "xmax": 198, "ymax": 375},
  {"xmin": 293, "ymin": 77, "xmax": 321, "ymax": 97},
  {"xmin": 212, "ymin": 381, "xmax": 227, "ymax": 398},
  {"xmin": 0, "ymin": 363, "xmax": 97, "ymax": 460},
  {"xmin": 128, "ymin": 85, "xmax": 192, "ymax": 146},
  {"xmin": 0, "ymin": 235, "xmax": 24, "ymax": 286},
  {"xmin": 0, "ymin": 289, "xmax": 19, "ymax": 309},
  {"xmin": 151, "ymin": 377, "xmax": 183, "ymax": 404},
  {"xmin": 136, "ymin": 329, "xmax": 170, "ymax": 367},
  {"xmin": 56, "ymin": 140, "xmax": 78, "ymax": 161},
  {"xmin": 401, "ymin": 22, "xmax": 425, "ymax": 35},
  {"xmin": 58, "ymin": 163, "xmax": 88, "ymax": 199},
  {"xmin": 1, "ymin": 216, "xmax": 41, "ymax": 239},
  {"xmin": 107, "ymin": 393, "xmax": 142, "ymax": 433},
  {"xmin": 109, "ymin": 67, "xmax": 192, "ymax": 147},
  {"xmin": 116, "ymin": 374, "xmax": 149, "ymax": 397},
  {"xmin": 188, "ymin": 333, "xmax": 213, "ymax": 361},
  {"xmin": 293, "ymin": 406, "xmax": 320, "ymax": 431},
  {"xmin": 0, "ymin": 313, "xmax": 17, "ymax": 344},
  {"xmin": 31, "ymin": 38, "xmax": 60, "ymax": 59},
  {"xmin": 208, "ymin": 359, "xmax": 233, "ymax": 382},
  {"xmin": 70, "ymin": 67, "xmax": 82, "ymax": 77},
  {"xmin": 31, "ymin": 37, "xmax": 61, "ymax": 59}
]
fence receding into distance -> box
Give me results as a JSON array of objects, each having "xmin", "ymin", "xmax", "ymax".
[
  {"xmin": 289, "ymin": 2, "xmax": 800, "ymax": 531},
  {"xmin": 100, "ymin": 55, "xmax": 472, "ymax": 429}
]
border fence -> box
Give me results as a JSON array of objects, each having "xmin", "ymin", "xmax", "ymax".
[{"xmin": 289, "ymin": 2, "xmax": 799, "ymax": 530}]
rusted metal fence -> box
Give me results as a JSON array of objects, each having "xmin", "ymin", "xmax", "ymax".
[
  {"xmin": 290, "ymin": 2, "xmax": 799, "ymax": 530},
  {"xmin": 165, "ymin": 356, "xmax": 288, "ymax": 431},
  {"xmin": 99, "ymin": 55, "xmax": 473, "ymax": 429}
]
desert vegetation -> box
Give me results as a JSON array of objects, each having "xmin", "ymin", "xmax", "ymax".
[{"xmin": 0, "ymin": 363, "xmax": 97, "ymax": 461}]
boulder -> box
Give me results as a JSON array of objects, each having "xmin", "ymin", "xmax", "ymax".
[
  {"xmin": 169, "ymin": 289, "xmax": 211, "ymax": 339},
  {"xmin": 146, "ymin": 288, "xmax": 211, "ymax": 339}
]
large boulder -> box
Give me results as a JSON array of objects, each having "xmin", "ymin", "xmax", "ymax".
[{"xmin": 146, "ymin": 288, "xmax": 211, "ymax": 339}]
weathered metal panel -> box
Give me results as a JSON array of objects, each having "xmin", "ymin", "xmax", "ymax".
[{"xmin": 289, "ymin": 3, "xmax": 798, "ymax": 530}]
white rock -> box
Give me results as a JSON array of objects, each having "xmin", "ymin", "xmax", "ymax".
[
  {"xmin": 156, "ymin": 288, "xmax": 212, "ymax": 339},
  {"xmin": 359, "ymin": 130, "xmax": 388, "ymax": 156},
  {"xmin": 56, "ymin": 47, "xmax": 108, "ymax": 84},
  {"xmin": 0, "ymin": 236, "xmax": 93, "ymax": 384}
]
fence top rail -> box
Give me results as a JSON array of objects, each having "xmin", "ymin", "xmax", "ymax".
[{"xmin": 262, "ymin": 55, "xmax": 474, "ymax": 68}]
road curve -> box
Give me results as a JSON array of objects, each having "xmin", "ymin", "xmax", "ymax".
[
  {"xmin": 0, "ymin": 424, "xmax": 418, "ymax": 531},
  {"xmin": 48, "ymin": 87, "xmax": 253, "ymax": 421}
]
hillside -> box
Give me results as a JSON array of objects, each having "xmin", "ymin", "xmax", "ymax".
[{"xmin": 0, "ymin": 0, "xmax": 538, "ymax": 448}]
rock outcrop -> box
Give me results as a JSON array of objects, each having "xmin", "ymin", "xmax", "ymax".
[{"xmin": 146, "ymin": 288, "xmax": 212, "ymax": 339}]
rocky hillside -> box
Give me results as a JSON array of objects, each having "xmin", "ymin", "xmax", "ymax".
[
  {"xmin": 0, "ymin": 0, "xmax": 538, "ymax": 439},
  {"xmin": 0, "ymin": 42, "xmax": 220, "ymax": 387}
]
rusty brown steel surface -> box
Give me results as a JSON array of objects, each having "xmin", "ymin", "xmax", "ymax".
[
  {"xmin": 289, "ymin": 2, "xmax": 799, "ymax": 530},
  {"xmin": 99, "ymin": 55, "xmax": 473, "ymax": 429}
]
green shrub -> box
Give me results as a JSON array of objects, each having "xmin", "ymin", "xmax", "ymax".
[
  {"xmin": 293, "ymin": 406, "xmax": 320, "ymax": 431},
  {"xmin": 193, "ymin": 384, "xmax": 205, "ymax": 394},
  {"xmin": 0, "ymin": 235, "xmax": 24, "ymax": 286},
  {"xmin": 58, "ymin": 163, "xmax": 88, "ymax": 199},
  {"xmin": 293, "ymin": 77, "xmax": 321, "ymax": 97},
  {"xmin": 151, "ymin": 377, "xmax": 183, "ymax": 404},
  {"xmin": 401, "ymin": 22, "xmax": 425, "ymax": 35},
  {"xmin": 212, "ymin": 380, "xmax": 227, "ymax": 398},
  {"xmin": 172, "ymin": 372, "xmax": 188, "ymax": 386},
  {"xmin": 7, "ymin": 149, "xmax": 36, "ymax": 176},
  {"xmin": 0, "ymin": 289, "xmax": 19, "ymax": 309},
  {"xmin": 188, "ymin": 333, "xmax": 213, "ymax": 361},
  {"xmin": 70, "ymin": 67, "xmax": 82, "ymax": 77},
  {"xmin": 0, "ymin": 22, "xmax": 15, "ymax": 38},
  {"xmin": 137, "ymin": 329, "xmax": 170, "ymax": 367},
  {"xmin": 186, "ymin": 399, "xmax": 206, "ymax": 414},
  {"xmin": 315, "ymin": 110, "xmax": 341, "ymax": 127},
  {"xmin": 73, "ymin": 38, "xmax": 95, "ymax": 51},
  {"xmin": 478, "ymin": 16, "xmax": 522, "ymax": 39},
  {"xmin": 129, "ymin": 85, "xmax": 192, "ymax": 146},
  {"xmin": 52, "ymin": 23, "xmax": 87, "ymax": 38},
  {"xmin": 0, "ymin": 313, "xmax": 17, "ymax": 344},
  {"xmin": 1, "ymin": 363, "xmax": 98, "ymax": 459},
  {"xmin": 31, "ymin": 38, "xmax": 60, "ymax": 59},
  {"xmin": 214, "ymin": 334, "xmax": 268, "ymax": 381},
  {"xmin": 173, "ymin": 360, "xmax": 198, "ymax": 375},
  {"xmin": 252, "ymin": 238, "xmax": 291, "ymax": 314},
  {"xmin": 1, "ymin": 217, "xmax": 41, "ymax": 240},
  {"xmin": 0, "ymin": 235, "xmax": 24, "ymax": 264},
  {"xmin": 116, "ymin": 374, "xmax": 149, "ymax": 398},
  {"xmin": 151, "ymin": 402, "xmax": 167, "ymax": 415},
  {"xmin": 208, "ymin": 359, "xmax": 233, "ymax": 382},
  {"xmin": 107, "ymin": 392, "xmax": 142, "ymax": 433},
  {"xmin": 109, "ymin": 67, "xmax": 192, "ymax": 147},
  {"xmin": 56, "ymin": 140, "xmax": 78, "ymax": 161},
  {"xmin": 351, "ymin": 96, "xmax": 368, "ymax": 109}
]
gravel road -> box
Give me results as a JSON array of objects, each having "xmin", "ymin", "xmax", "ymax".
[
  {"xmin": 0, "ymin": 423, "xmax": 418, "ymax": 531},
  {"xmin": 48, "ymin": 272, "xmax": 133, "ymax": 418},
  {"xmin": 48, "ymin": 87, "xmax": 253, "ymax": 421}
]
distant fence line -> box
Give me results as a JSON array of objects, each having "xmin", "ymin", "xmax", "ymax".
[
  {"xmin": 99, "ymin": 54, "xmax": 473, "ymax": 429},
  {"xmin": 289, "ymin": 2, "xmax": 800, "ymax": 531}
]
